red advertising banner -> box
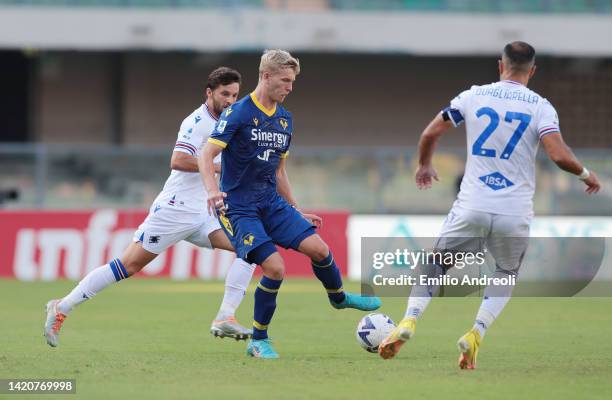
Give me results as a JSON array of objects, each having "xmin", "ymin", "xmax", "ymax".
[{"xmin": 0, "ymin": 210, "xmax": 349, "ymax": 280}]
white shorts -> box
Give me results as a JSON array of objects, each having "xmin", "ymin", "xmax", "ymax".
[
  {"xmin": 132, "ymin": 205, "xmax": 222, "ymax": 254},
  {"xmin": 436, "ymin": 205, "xmax": 531, "ymax": 272}
]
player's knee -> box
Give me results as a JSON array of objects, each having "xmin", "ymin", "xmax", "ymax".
[
  {"xmin": 310, "ymin": 241, "xmax": 330, "ymax": 263},
  {"xmin": 261, "ymin": 257, "xmax": 285, "ymax": 280},
  {"xmin": 297, "ymin": 234, "xmax": 329, "ymax": 262},
  {"xmin": 249, "ymin": 241, "xmax": 285, "ymax": 279},
  {"xmin": 265, "ymin": 266, "xmax": 285, "ymax": 281}
]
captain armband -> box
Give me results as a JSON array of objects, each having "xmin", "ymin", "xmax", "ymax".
[{"xmin": 441, "ymin": 107, "xmax": 464, "ymax": 127}]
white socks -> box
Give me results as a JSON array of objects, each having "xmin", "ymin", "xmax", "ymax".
[
  {"xmin": 405, "ymin": 296, "xmax": 432, "ymax": 320},
  {"xmin": 473, "ymin": 297, "xmax": 511, "ymax": 338},
  {"xmin": 473, "ymin": 270, "xmax": 515, "ymax": 337},
  {"xmin": 404, "ymin": 263, "xmax": 445, "ymax": 320},
  {"xmin": 57, "ymin": 259, "xmax": 127, "ymax": 315},
  {"xmin": 403, "ymin": 265, "xmax": 515, "ymax": 339},
  {"xmin": 56, "ymin": 256, "xmax": 256, "ymax": 320},
  {"xmin": 215, "ymin": 258, "xmax": 256, "ymax": 320}
]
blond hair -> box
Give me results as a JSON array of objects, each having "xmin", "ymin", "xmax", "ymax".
[{"xmin": 259, "ymin": 49, "xmax": 300, "ymax": 76}]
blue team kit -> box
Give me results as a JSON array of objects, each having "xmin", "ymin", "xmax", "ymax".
[{"xmin": 208, "ymin": 93, "xmax": 315, "ymax": 263}]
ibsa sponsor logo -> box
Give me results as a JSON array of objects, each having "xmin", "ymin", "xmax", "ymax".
[
  {"xmin": 8, "ymin": 210, "xmax": 236, "ymax": 281},
  {"xmin": 479, "ymin": 172, "xmax": 514, "ymax": 190}
]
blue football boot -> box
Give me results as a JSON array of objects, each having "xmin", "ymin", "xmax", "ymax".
[
  {"xmin": 330, "ymin": 292, "xmax": 382, "ymax": 311},
  {"xmin": 247, "ymin": 338, "xmax": 279, "ymax": 359}
]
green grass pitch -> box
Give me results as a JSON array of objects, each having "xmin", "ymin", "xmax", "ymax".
[{"xmin": 1, "ymin": 278, "xmax": 611, "ymax": 399}]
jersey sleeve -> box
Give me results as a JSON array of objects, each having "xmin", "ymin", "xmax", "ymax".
[
  {"xmin": 173, "ymin": 116, "xmax": 202, "ymax": 156},
  {"xmin": 280, "ymin": 135, "xmax": 291, "ymax": 159},
  {"xmin": 536, "ymin": 99, "xmax": 561, "ymax": 139},
  {"xmin": 280, "ymin": 114, "xmax": 292, "ymax": 159},
  {"xmin": 442, "ymin": 89, "xmax": 471, "ymax": 127},
  {"xmin": 208, "ymin": 106, "xmax": 241, "ymax": 149}
]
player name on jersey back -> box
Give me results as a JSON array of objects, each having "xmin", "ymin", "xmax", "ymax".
[
  {"xmin": 446, "ymin": 80, "xmax": 560, "ymax": 217},
  {"xmin": 473, "ymin": 86, "xmax": 540, "ymax": 104}
]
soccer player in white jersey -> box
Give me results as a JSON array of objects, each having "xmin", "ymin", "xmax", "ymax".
[
  {"xmin": 44, "ymin": 67, "xmax": 257, "ymax": 347},
  {"xmin": 378, "ymin": 42, "xmax": 601, "ymax": 368}
]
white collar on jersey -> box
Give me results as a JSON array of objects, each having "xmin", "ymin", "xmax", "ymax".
[
  {"xmin": 203, "ymin": 103, "xmax": 219, "ymax": 121},
  {"xmin": 500, "ymin": 79, "xmax": 525, "ymax": 86}
]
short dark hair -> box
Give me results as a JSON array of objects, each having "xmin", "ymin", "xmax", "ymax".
[
  {"xmin": 206, "ymin": 67, "xmax": 242, "ymax": 91},
  {"xmin": 502, "ymin": 41, "xmax": 536, "ymax": 72}
]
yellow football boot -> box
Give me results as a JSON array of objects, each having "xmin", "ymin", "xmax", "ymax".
[
  {"xmin": 378, "ymin": 317, "xmax": 416, "ymax": 360},
  {"xmin": 457, "ymin": 328, "xmax": 482, "ymax": 370}
]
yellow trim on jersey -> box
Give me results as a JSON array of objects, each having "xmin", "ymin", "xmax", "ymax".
[
  {"xmin": 250, "ymin": 92, "xmax": 276, "ymax": 117},
  {"xmin": 280, "ymin": 151, "xmax": 289, "ymax": 159},
  {"xmin": 207, "ymin": 138, "xmax": 227, "ymax": 148},
  {"xmin": 257, "ymin": 283, "xmax": 279, "ymax": 293},
  {"xmin": 253, "ymin": 321, "xmax": 269, "ymax": 330}
]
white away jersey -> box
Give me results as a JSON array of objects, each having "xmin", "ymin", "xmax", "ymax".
[
  {"xmin": 445, "ymin": 80, "xmax": 560, "ymax": 216},
  {"xmin": 152, "ymin": 103, "xmax": 221, "ymax": 214}
]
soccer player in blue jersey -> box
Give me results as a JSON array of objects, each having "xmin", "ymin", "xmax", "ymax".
[{"xmin": 199, "ymin": 49, "xmax": 381, "ymax": 359}]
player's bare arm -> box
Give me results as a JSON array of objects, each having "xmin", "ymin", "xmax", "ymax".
[
  {"xmin": 540, "ymin": 133, "xmax": 601, "ymax": 194},
  {"xmin": 276, "ymin": 157, "xmax": 322, "ymax": 228},
  {"xmin": 171, "ymin": 151, "xmax": 221, "ymax": 173},
  {"xmin": 199, "ymin": 142, "xmax": 226, "ymax": 215},
  {"xmin": 415, "ymin": 113, "xmax": 454, "ymax": 190}
]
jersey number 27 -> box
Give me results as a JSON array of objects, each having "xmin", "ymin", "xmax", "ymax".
[{"xmin": 472, "ymin": 107, "xmax": 532, "ymax": 160}]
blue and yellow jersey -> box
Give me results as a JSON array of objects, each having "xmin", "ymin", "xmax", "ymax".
[{"xmin": 208, "ymin": 92, "xmax": 293, "ymax": 201}]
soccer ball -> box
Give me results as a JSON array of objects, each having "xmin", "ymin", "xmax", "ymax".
[{"xmin": 355, "ymin": 313, "xmax": 396, "ymax": 353}]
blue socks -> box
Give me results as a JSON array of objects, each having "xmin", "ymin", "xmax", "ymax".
[
  {"xmin": 311, "ymin": 252, "xmax": 346, "ymax": 303},
  {"xmin": 252, "ymin": 252, "xmax": 346, "ymax": 340},
  {"xmin": 253, "ymin": 276, "xmax": 282, "ymax": 340}
]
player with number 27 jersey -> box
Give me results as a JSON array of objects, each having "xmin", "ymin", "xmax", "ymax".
[
  {"xmin": 446, "ymin": 80, "xmax": 559, "ymax": 217},
  {"xmin": 445, "ymin": 80, "xmax": 560, "ymax": 216},
  {"xmin": 378, "ymin": 42, "xmax": 600, "ymax": 368}
]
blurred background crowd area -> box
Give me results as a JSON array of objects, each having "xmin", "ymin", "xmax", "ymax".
[{"xmin": 0, "ymin": 0, "xmax": 610, "ymax": 214}]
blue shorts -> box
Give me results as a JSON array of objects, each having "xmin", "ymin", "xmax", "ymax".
[{"xmin": 218, "ymin": 192, "xmax": 316, "ymax": 263}]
